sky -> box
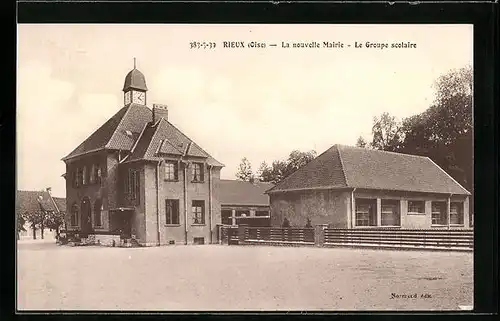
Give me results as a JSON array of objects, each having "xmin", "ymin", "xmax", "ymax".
[{"xmin": 16, "ymin": 24, "xmax": 473, "ymax": 198}]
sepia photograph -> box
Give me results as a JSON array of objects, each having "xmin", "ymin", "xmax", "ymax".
[{"xmin": 16, "ymin": 23, "xmax": 474, "ymax": 311}]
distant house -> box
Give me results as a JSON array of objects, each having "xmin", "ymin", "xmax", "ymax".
[
  {"xmin": 16, "ymin": 189, "xmax": 66, "ymax": 239},
  {"xmin": 266, "ymin": 145, "xmax": 471, "ymax": 229},
  {"xmin": 219, "ymin": 179, "xmax": 273, "ymax": 227}
]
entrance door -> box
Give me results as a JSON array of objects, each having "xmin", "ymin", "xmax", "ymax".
[{"xmin": 81, "ymin": 197, "xmax": 92, "ymax": 234}]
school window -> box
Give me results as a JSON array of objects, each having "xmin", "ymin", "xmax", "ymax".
[
  {"xmin": 82, "ymin": 166, "xmax": 87, "ymax": 185},
  {"xmin": 450, "ymin": 202, "xmax": 464, "ymax": 225},
  {"xmin": 89, "ymin": 165, "xmax": 96, "ymax": 184},
  {"xmin": 408, "ymin": 200, "xmax": 425, "ymax": 214},
  {"xmin": 71, "ymin": 203, "xmax": 79, "ymax": 226},
  {"xmin": 381, "ymin": 200, "xmax": 401, "ymax": 226},
  {"xmin": 165, "ymin": 161, "xmax": 178, "ymax": 181},
  {"xmin": 431, "ymin": 201, "xmax": 447, "ymax": 225},
  {"xmin": 96, "ymin": 164, "xmax": 102, "ymax": 184},
  {"xmin": 236, "ymin": 210, "xmax": 249, "ymax": 217},
  {"xmin": 355, "ymin": 199, "xmax": 377, "ymax": 227},
  {"xmin": 72, "ymin": 170, "xmax": 78, "ymax": 188},
  {"xmin": 192, "ymin": 163, "xmax": 204, "ymax": 182},
  {"xmin": 166, "ymin": 199, "xmax": 180, "ymax": 225},
  {"xmin": 255, "ymin": 210, "xmax": 269, "ymax": 217},
  {"xmin": 129, "ymin": 169, "xmax": 140, "ymax": 201},
  {"xmin": 192, "ymin": 200, "xmax": 205, "ymax": 224}
]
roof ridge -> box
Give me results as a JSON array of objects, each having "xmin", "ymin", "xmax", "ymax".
[
  {"xmin": 121, "ymin": 121, "xmax": 150, "ymax": 163},
  {"xmin": 62, "ymin": 106, "xmax": 129, "ymax": 160},
  {"xmin": 339, "ymin": 143, "xmax": 430, "ymax": 159},
  {"xmin": 105, "ymin": 104, "xmax": 135, "ymax": 149},
  {"xmin": 146, "ymin": 118, "xmax": 167, "ymax": 158},
  {"xmin": 267, "ymin": 145, "xmax": 337, "ymax": 192},
  {"xmin": 166, "ymin": 120, "xmax": 222, "ymax": 164},
  {"xmin": 336, "ymin": 145, "xmax": 349, "ymax": 186},
  {"xmin": 425, "ymin": 157, "xmax": 471, "ymax": 195}
]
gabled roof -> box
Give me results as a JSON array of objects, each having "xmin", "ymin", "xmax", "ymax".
[
  {"xmin": 267, "ymin": 145, "xmax": 470, "ymax": 195},
  {"xmin": 219, "ymin": 180, "xmax": 273, "ymax": 206},
  {"xmin": 16, "ymin": 190, "xmax": 66, "ymax": 214},
  {"xmin": 124, "ymin": 118, "xmax": 224, "ymax": 167},
  {"xmin": 62, "ymin": 103, "xmax": 152, "ymax": 161}
]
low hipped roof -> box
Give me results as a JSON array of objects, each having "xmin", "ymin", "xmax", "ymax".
[
  {"xmin": 219, "ymin": 179, "xmax": 273, "ymax": 206},
  {"xmin": 266, "ymin": 144, "xmax": 470, "ymax": 195},
  {"xmin": 16, "ymin": 190, "xmax": 66, "ymax": 214}
]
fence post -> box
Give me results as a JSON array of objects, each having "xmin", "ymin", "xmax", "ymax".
[
  {"xmin": 314, "ymin": 225, "xmax": 325, "ymax": 247},
  {"xmin": 238, "ymin": 224, "xmax": 248, "ymax": 245}
]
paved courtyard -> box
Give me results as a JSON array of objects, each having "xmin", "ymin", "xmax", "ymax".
[{"xmin": 17, "ymin": 240, "xmax": 473, "ymax": 311}]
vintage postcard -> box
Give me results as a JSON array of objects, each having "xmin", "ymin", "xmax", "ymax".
[{"xmin": 16, "ymin": 24, "xmax": 473, "ymax": 311}]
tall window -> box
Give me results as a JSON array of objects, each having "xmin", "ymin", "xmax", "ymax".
[
  {"xmin": 82, "ymin": 166, "xmax": 87, "ymax": 185},
  {"xmin": 381, "ymin": 200, "xmax": 400, "ymax": 226},
  {"xmin": 94, "ymin": 198, "xmax": 102, "ymax": 227},
  {"xmin": 431, "ymin": 202, "xmax": 447, "ymax": 225},
  {"xmin": 192, "ymin": 163, "xmax": 204, "ymax": 182},
  {"xmin": 129, "ymin": 169, "xmax": 140, "ymax": 201},
  {"xmin": 165, "ymin": 199, "xmax": 180, "ymax": 224},
  {"xmin": 96, "ymin": 164, "xmax": 102, "ymax": 184},
  {"xmin": 192, "ymin": 200, "xmax": 205, "ymax": 224},
  {"xmin": 450, "ymin": 202, "xmax": 464, "ymax": 225},
  {"xmin": 165, "ymin": 161, "xmax": 178, "ymax": 181},
  {"xmin": 355, "ymin": 199, "xmax": 376, "ymax": 226},
  {"xmin": 75, "ymin": 168, "xmax": 82, "ymax": 187},
  {"xmin": 72, "ymin": 170, "xmax": 78, "ymax": 188},
  {"xmin": 408, "ymin": 200, "xmax": 425, "ymax": 214},
  {"xmin": 89, "ymin": 165, "xmax": 96, "ymax": 184},
  {"xmin": 71, "ymin": 203, "xmax": 79, "ymax": 226}
]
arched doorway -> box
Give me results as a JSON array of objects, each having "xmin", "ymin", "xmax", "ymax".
[{"xmin": 81, "ymin": 197, "xmax": 92, "ymax": 234}]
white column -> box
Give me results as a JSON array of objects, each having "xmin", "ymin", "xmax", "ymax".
[
  {"xmin": 376, "ymin": 198, "xmax": 382, "ymax": 227},
  {"xmin": 231, "ymin": 209, "xmax": 236, "ymax": 226}
]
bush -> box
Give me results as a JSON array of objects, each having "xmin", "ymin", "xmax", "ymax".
[
  {"xmin": 305, "ymin": 218, "xmax": 312, "ymax": 228},
  {"xmin": 282, "ymin": 217, "xmax": 290, "ymax": 228}
]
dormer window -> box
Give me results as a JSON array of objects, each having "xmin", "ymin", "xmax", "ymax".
[{"xmin": 125, "ymin": 130, "xmax": 133, "ymax": 137}]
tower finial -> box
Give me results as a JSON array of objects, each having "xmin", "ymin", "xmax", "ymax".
[{"xmin": 133, "ymin": 57, "xmax": 136, "ymax": 69}]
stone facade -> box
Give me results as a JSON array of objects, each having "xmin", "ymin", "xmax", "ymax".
[{"xmin": 270, "ymin": 188, "xmax": 470, "ymax": 230}]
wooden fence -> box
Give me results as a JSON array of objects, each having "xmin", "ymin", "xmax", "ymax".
[
  {"xmin": 219, "ymin": 225, "xmax": 473, "ymax": 251},
  {"xmin": 324, "ymin": 228, "xmax": 473, "ymax": 251},
  {"xmin": 245, "ymin": 227, "xmax": 315, "ymax": 244}
]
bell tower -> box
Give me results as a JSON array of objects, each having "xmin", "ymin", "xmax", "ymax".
[{"xmin": 123, "ymin": 58, "xmax": 148, "ymax": 106}]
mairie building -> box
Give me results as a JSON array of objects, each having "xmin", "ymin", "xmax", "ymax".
[{"xmin": 62, "ymin": 64, "xmax": 271, "ymax": 246}]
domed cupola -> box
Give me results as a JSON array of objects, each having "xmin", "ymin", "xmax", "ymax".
[{"xmin": 123, "ymin": 58, "xmax": 148, "ymax": 106}]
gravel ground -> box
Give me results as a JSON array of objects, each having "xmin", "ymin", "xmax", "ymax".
[{"xmin": 17, "ymin": 240, "xmax": 473, "ymax": 311}]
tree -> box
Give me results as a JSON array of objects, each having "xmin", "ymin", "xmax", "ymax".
[
  {"xmin": 356, "ymin": 136, "xmax": 368, "ymax": 148},
  {"xmin": 17, "ymin": 214, "xmax": 26, "ymax": 240},
  {"xmin": 283, "ymin": 150, "xmax": 317, "ymax": 178},
  {"xmin": 257, "ymin": 161, "xmax": 273, "ymax": 182},
  {"xmin": 235, "ymin": 157, "xmax": 255, "ymax": 182},
  {"xmin": 22, "ymin": 210, "xmax": 43, "ymax": 240},
  {"xmin": 370, "ymin": 112, "xmax": 402, "ymax": 151},
  {"xmin": 44, "ymin": 210, "xmax": 65, "ymax": 240}
]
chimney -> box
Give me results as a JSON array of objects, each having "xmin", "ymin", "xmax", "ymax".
[{"xmin": 152, "ymin": 104, "xmax": 168, "ymax": 123}]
